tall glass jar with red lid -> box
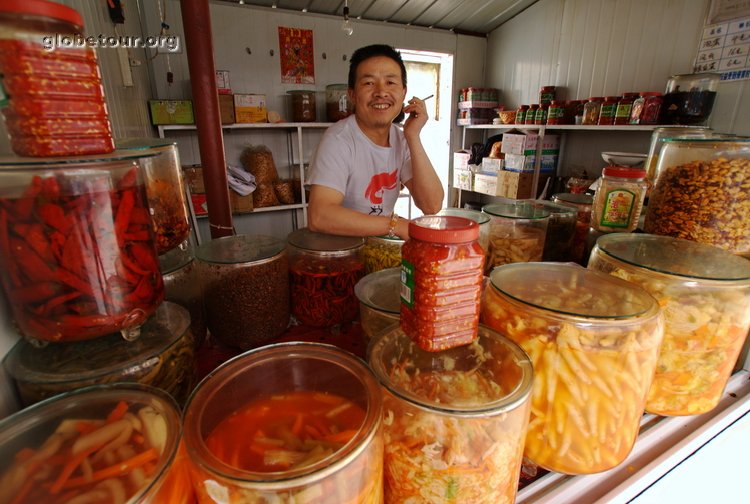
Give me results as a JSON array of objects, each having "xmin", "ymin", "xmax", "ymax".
[
  {"xmin": 516, "ymin": 104, "xmax": 529, "ymax": 124},
  {"xmin": 525, "ymin": 104, "xmax": 539, "ymax": 125},
  {"xmin": 0, "ymin": 1, "xmax": 114, "ymax": 157},
  {"xmin": 546, "ymin": 100, "xmax": 564, "ymax": 125},
  {"xmin": 400, "ymin": 216, "xmax": 485, "ymax": 352},
  {"xmin": 598, "ymin": 96, "xmax": 620, "ymax": 125}
]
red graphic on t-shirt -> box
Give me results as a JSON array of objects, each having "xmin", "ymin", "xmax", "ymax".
[{"xmin": 364, "ymin": 169, "xmax": 398, "ymax": 204}]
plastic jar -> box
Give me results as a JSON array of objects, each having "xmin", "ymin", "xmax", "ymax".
[
  {"xmin": 532, "ymin": 200, "xmax": 578, "ymax": 262},
  {"xmin": 534, "ymin": 103, "xmax": 548, "ymax": 125},
  {"xmin": 355, "ymin": 267, "xmax": 401, "ymax": 343},
  {"xmin": 368, "ymin": 324, "xmax": 533, "ymax": 503},
  {"xmin": 160, "ymin": 245, "xmax": 206, "ymax": 350},
  {"xmin": 0, "ymin": 383, "xmax": 194, "ymax": 503},
  {"xmin": 117, "ymin": 139, "xmax": 191, "ymax": 255},
  {"xmin": 525, "ymin": 104, "xmax": 539, "ymax": 125},
  {"xmin": 196, "ymin": 235, "xmax": 289, "ymax": 349},
  {"xmin": 582, "ymin": 97, "xmax": 604, "ymax": 125},
  {"xmin": 289, "ymin": 90, "xmax": 316, "ymax": 122},
  {"xmin": 437, "ymin": 207, "xmax": 491, "ymax": 251},
  {"xmin": 614, "ymin": 92, "xmax": 638, "ymax": 125},
  {"xmin": 661, "ymin": 73, "xmax": 720, "ymax": 125},
  {"xmin": 4, "ymin": 301, "xmax": 196, "ymax": 407},
  {"xmin": 644, "ymin": 138, "xmax": 750, "ymax": 254},
  {"xmin": 630, "ymin": 92, "xmax": 663, "ymax": 125},
  {"xmin": 546, "ymin": 100, "xmax": 565, "ymax": 125},
  {"xmin": 184, "ymin": 342, "xmax": 384, "ymax": 503},
  {"xmin": 591, "ymin": 166, "xmax": 647, "ymax": 233},
  {"xmin": 516, "ymin": 104, "xmax": 529, "ymax": 124},
  {"xmin": 288, "ymin": 228, "xmax": 364, "ymax": 327},
  {"xmin": 361, "ymin": 235, "xmax": 404, "ymax": 274},
  {"xmin": 0, "ymin": 156, "xmax": 164, "ymax": 344},
  {"xmin": 539, "ymin": 85, "xmax": 556, "ymax": 106},
  {"xmin": 482, "ymin": 202, "xmax": 550, "ymax": 272},
  {"xmin": 589, "ymin": 234, "xmax": 750, "ymax": 416},
  {"xmin": 481, "ymin": 262, "xmax": 664, "ymax": 474},
  {"xmin": 325, "ymin": 83, "xmax": 352, "ymax": 121},
  {"xmin": 597, "ymin": 96, "xmax": 620, "ymax": 125},
  {"xmin": 643, "ymin": 126, "xmax": 712, "ymax": 185},
  {"xmin": 0, "ymin": 2, "xmax": 114, "ymax": 157},
  {"xmin": 552, "ymin": 193, "xmax": 594, "ymax": 265},
  {"xmin": 399, "ymin": 216, "xmax": 485, "ymax": 352}
]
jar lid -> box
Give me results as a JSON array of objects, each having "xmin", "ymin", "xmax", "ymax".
[
  {"xmin": 0, "ymin": 150, "xmax": 157, "ymax": 168},
  {"xmin": 287, "ymin": 228, "xmax": 364, "ymax": 252},
  {"xmin": 368, "ymin": 324, "xmax": 533, "ymax": 414},
  {"xmin": 595, "ymin": 234, "xmax": 750, "ymax": 282},
  {"xmin": 195, "ymin": 235, "xmax": 285, "ymax": 264},
  {"xmin": 0, "ymin": 0, "xmax": 83, "ymax": 28},
  {"xmin": 604, "ymin": 96, "xmax": 621, "ymax": 101},
  {"xmin": 159, "ymin": 243, "xmax": 193, "ymax": 275},
  {"xmin": 367, "ymin": 235, "xmax": 405, "ymax": 245},
  {"xmin": 116, "ymin": 138, "xmax": 178, "ymax": 151},
  {"xmin": 640, "ymin": 91, "xmax": 663, "ymax": 97},
  {"xmin": 621, "ymin": 92, "xmax": 640, "ymax": 98},
  {"xmin": 540, "ymin": 86, "xmax": 556, "ymax": 90},
  {"xmin": 437, "ymin": 207, "xmax": 490, "ymax": 226},
  {"xmin": 551, "ymin": 192, "xmax": 594, "ymax": 206},
  {"xmin": 602, "ymin": 166, "xmax": 646, "ymax": 178},
  {"xmin": 408, "ymin": 215, "xmax": 479, "ymax": 243},
  {"xmin": 662, "ymin": 137, "xmax": 750, "ymax": 145},
  {"xmin": 530, "ymin": 199, "xmax": 578, "ymax": 216},
  {"xmin": 3, "ymin": 302, "xmax": 190, "ymax": 385},
  {"xmin": 354, "ymin": 267, "xmax": 401, "ymax": 314},
  {"xmin": 489, "ymin": 263, "xmax": 657, "ymax": 319},
  {"xmin": 482, "ymin": 202, "xmax": 550, "ymax": 220},
  {"xmin": 588, "ymin": 97, "xmax": 604, "ymax": 101},
  {"xmin": 550, "ymin": 100, "xmax": 563, "ymax": 105}
]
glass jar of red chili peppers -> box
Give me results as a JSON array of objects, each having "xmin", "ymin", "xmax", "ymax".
[
  {"xmin": 0, "ymin": 1, "xmax": 114, "ymax": 157},
  {"xmin": 400, "ymin": 216, "xmax": 485, "ymax": 352},
  {"xmin": 287, "ymin": 228, "xmax": 365, "ymax": 328},
  {"xmin": 0, "ymin": 156, "xmax": 164, "ymax": 344}
]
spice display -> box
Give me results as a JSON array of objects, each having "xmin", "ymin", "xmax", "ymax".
[
  {"xmin": 481, "ymin": 263, "xmax": 663, "ymax": 474},
  {"xmin": 588, "ymin": 234, "xmax": 750, "ymax": 416},
  {"xmin": 4, "ymin": 302, "xmax": 196, "ymax": 407},
  {"xmin": 289, "ymin": 90, "xmax": 317, "ymax": 122},
  {"xmin": 0, "ymin": 160, "xmax": 164, "ymax": 343},
  {"xmin": 361, "ymin": 235, "xmax": 404, "ymax": 274},
  {"xmin": 483, "ymin": 202, "xmax": 549, "ymax": 272},
  {"xmin": 368, "ymin": 325, "xmax": 533, "ymax": 504},
  {"xmin": 355, "ymin": 267, "xmax": 401, "ymax": 342},
  {"xmin": 582, "ymin": 97, "xmax": 603, "ymax": 125},
  {"xmin": 552, "ymin": 193, "xmax": 593, "ymax": 265},
  {"xmin": 197, "ymin": 235, "xmax": 289, "ymax": 349},
  {"xmin": 400, "ymin": 216, "xmax": 485, "ymax": 352},
  {"xmin": 643, "ymin": 138, "xmax": 750, "ymax": 254},
  {"xmin": 0, "ymin": 384, "xmax": 193, "ymax": 504},
  {"xmin": 597, "ymin": 96, "xmax": 619, "ymax": 125},
  {"xmin": 591, "ymin": 166, "xmax": 647, "ymax": 233}
]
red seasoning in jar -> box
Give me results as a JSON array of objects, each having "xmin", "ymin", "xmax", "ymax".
[
  {"xmin": 632, "ymin": 92, "xmax": 663, "ymax": 125},
  {"xmin": 614, "ymin": 92, "xmax": 639, "ymax": 125},
  {"xmin": 598, "ymin": 96, "xmax": 620, "ymax": 125},
  {"xmin": 400, "ymin": 216, "xmax": 485, "ymax": 352}
]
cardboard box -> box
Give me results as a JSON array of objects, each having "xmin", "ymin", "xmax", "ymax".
[
  {"xmin": 481, "ymin": 157, "xmax": 504, "ymax": 172},
  {"xmin": 184, "ymin": 166, "xmax": 254, "ymax": 214},
  {"xmin": 500, "ymin": 132, "xmax": 559, "ymax": 155},
  {"xmin": 148, "ymin": 100, "xmax": 194, "ymax": 125},
  {"xmin": 218, "ymin": 94, "xmax": 235, "ymax": 124},
  {"xmin": 230, "ymin": 189, "xmax": 254, "ymax": 213},
  {"xmin": 216, "ymin": 70, "xmax": 231, "ymax": 94},
  {"xmin": 190, "ymin": 193, "xmax": 209, "ymax": 216},
  {"xmin": 184, "ymin": 165, "xmax": 205, "ymax": 193},
  {"xmin": 497, "ymin": 171, "xmax": 552, "ymax": 199},
  {"xmin": 504, "ymin": 153, "xmax": 558, "ymax": 173},
  {"xmin": 453, "ymin": 150, "xmax": 471, "ymax": 170},
  {"xmin": 453, "ymin": 167, "xmax": 473, "ymax": 190},
  {"xmin": 473, "ymin": 172, "xmax": 499, "ymax": 196},
  {"xmin": 234, "ymin": 93, "xmax": 267, "ymax": 123}
]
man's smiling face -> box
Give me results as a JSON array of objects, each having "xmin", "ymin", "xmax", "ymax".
[{"xmin": 349, "ymin": 55, "xmax": 407, "ymax": 131}]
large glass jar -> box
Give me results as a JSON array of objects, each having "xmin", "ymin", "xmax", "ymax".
[
  {"xmin": 183, "ymin": 342, "xmax": 383, "ymax": 504},
  {"xmin": 552, "ymin": 193, "xmax": 594, "ymax": 265},
  {"xmin": 361, "ymin": 235, "xmax": 404, "ymax": 274},
  {"xmin": 117, "ymin": 139, "xmax": 191, "ymax": 255},
  {"xmin": 591, "ymin": 166, "xmax": 648, "ymax": 233},
  {"xmin": 437, "ymin": 207, "xmax": 491, "ymax": 251},
  {"xmin": 482, "ymin": 201, "xmax": 550, "ymax": 273},
  {"xmin": 4, "ymin": 301, "xmax": 196, "ymax": 407},
  {"xmin": 644, "ymin": 138, "xmax": 750, "ymax": 255},
  {"xmin": 355, "ymin": 267, "xmax": 401, "ymax": 344},
  {"xmin": 160, "ymin": 245, "xmax": 206, "ymax": 350},
  {"xmin": 588, "ymin": 233, "xmax": 750, "ymax": 415},
  {"xmin": 0, "ymin": 2, "xmax": 114, "ymax": 156},
  {"xmin": 368, "ymin": 324, "xmax": 533, "ymax": 503},
  {"xmin": 532, "ymin": 200, "xmax": 577, "ymax": 261},
  {"xmin": 400, "ymin": 216, "xmax": 485, "ymax": 352},
  {"xmin": 0, "ymin": 156, "xmax": 164, "ymax": 343},
  {"xmin": 289, "ymin": 90, "xmax": 317, "ymax": 122},
  {"xmin": 288, "ymin": 228, "xmax": 364, "ymax": 327},
  {"xmin": 661, "ymin": 73, "xmax": 720, "ymax": 125},
  {"xmin": 0, "ymin": 383, "xmax": 194, "ymax": 503},
  {"xmin": 196, "ymin": 235, "xmax": 289, "ymax": 349},
  {"xmin": 325, "ymin": 83, "xmax": 353, "ymax": 122},
  {"xmin": 643, "ymin": 126, "xmax": 712, "ymax": 183},
  {"xmin": 481, "ymin": 263, "xmax": 664, "ymax": 474}
]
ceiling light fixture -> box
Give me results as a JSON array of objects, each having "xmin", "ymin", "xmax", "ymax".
[{"xmin": 341, "ymin": 0, "xmax": 354, "ymax": 36}]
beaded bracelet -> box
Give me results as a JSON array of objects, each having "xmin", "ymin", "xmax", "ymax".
[{"xmin": 387, "ymin": 213, "xmax": 399, "ymax": 238}]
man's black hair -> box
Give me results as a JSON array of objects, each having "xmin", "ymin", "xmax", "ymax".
[{"xmin": 347, "ymin": 44, "xmax": 407, "ymax": 89}]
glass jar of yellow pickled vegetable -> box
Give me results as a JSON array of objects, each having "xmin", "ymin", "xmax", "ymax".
[
  {"xmin": 481, "ymin": 263, "xmax": 664, "ymax": 474},
  {"xmin": 588, "ymin": 233, "xmax": 750, "ymax": 416},
  {"xmin": 361, "ymin": 235, "xmax": 404, "ymax": 274}
]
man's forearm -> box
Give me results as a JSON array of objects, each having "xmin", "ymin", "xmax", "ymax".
[
  {"xmin": 308, "ymin": 202, "xmax": 409, "ymax": 239},
  {"xmin": 405, "ymin": 135, "xmax": 444, "ymax": 214}
]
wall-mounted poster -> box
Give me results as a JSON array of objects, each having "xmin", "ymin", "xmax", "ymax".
[
  {"xmin": 278, "ymin": 27, "xmax": 315, "ymax": 84},
  {"xmin": 695, "ymin": 0, "xmax": 750, "ymax": 80}
]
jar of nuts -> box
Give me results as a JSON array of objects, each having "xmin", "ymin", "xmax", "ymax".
[{"xmin": 643, "ymin": 138, "xmax": 750, "ymax": 255}]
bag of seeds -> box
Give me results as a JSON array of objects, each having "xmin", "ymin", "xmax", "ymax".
[
  {"xmin": 274, "ymin": 179, "xmax": 296, "ymax": 205},
  {"xmin": 240, "ymin": 145, "xmax": 278, "ymax": 184},
  {"xmin": 253, "ymin": 182, "xmax": 280, "ymax": 208}
]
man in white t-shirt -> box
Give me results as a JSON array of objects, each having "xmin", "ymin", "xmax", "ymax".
[{"xmin": 307, "ymin": 44, "xmax": 444, "ymax": 239}]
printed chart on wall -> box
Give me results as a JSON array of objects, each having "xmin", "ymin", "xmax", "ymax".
[
  {"xmin": 695, "ymin": 0, "xmax": 750, "ymax": 80},
  {"xmin": 278, "ymin": 27, "xmax": 315, "ymax": 84}
]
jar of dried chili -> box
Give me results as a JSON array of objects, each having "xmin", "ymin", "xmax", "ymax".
[
  {"xmin": 0, "ymin": 1, "xmax": 114, "ymax": 156},
  {"xmin": 399, "ymin": 216, "xmax": 485, "ymax": 352}
]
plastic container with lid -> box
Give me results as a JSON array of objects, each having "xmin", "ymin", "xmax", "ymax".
[
  {"xmin": 531, "ymin": 200, "xmax": 578, "ymax": 262},
  {"xmin": 0, "ymin": 383, "xmax": 194, "ymax": 503},
  {"xmin": 546, "ymin": 100, "xmax": 565, "ymax": 125},
  {"xmin": 552, "ymin": 193, "xmax": 594, "ymax": 265},
  {"xmin": 361, "ymin": 235, "xmax": 404, "ymax": 274},
  {"xmin": 481, "ymin": 262, "xmax": 664, "ymax": 474},
  {"xmin": 539, "ymin": 85, "xmax": 556, "ymax": 106},
  {"xmin": 644, "ymin": 138, "xmax": 750, "ymax": 254},
  {"xmin": 661, "ymin": 73, "xmax": 720, "ymax": 125},
  {"xmin": 437, "ymin": 206, "xmax": 491, "ymax": 251},
  {"xmin": 196, "ymin": 235, "xmax": 289, "ymax": 349},
  {"xmin": 613, "ymin": 92, "xmax": 639, "ymax": 125},
  {"xmin": 630, "ymin": 92, "xmax": 663, "ymax": 125},
  {"xmin": 3, "ymin": 301, "xmax": 196, "ymax": 407},
  {"xmin": 183, "ymin": 342, "xmax": 384, "ymax": 503},
  {"xmin": 482, "ymin": 202, "xmax": 550, "ymax": 272},
  {"xmin": 0, "ymin": 155, "xmax": 164, "ymax": 344},
  {"xmin": 534, "ymin": 103, "xmax": 548, "ymax": 125},
  {"xmin": 325, "ymin": 83, "xmax": 353, "ymax": 122},
  {"xmin": 399, "ymin": 216, "xmax": 485, "ymax": 352},
  {"xmin": 117, "ymin": 139, "xmax": 191, "ymax": 255},
  {"xmin": 368, "ymin": 324, "xmax": 533, "ymax": 503},
  {"xmin": 643, "ymin": 126, "xmax": 712, "ymax": 183},
  {"xmin": 588, "ymin": 234, "xmax": 750, "ymax": 416},
  {"xmin": 597, "ymin": 96, "xmax": 620, "ymax": 125},
  {"xmin": 516, "ymin": 104, "xmax": 529, "ymax": 124},
  {"xmin": 289, "ymin": 90, "xmax": 317, "ymax": 122},
  {"xmin": 288, "ymin": 228, "xmax": 364, "ymax": 327},
  {"xmin": 591, "ymin": 166, "xmax": 647, "ymax": 233},
  {"xmin": 160, "ymin": 244, "xmax": 206, "ymax": 350},
  {"xmin": 525, "ymin": 104, "xmax": 539, "ymax": 125},
  {"xmin": 0, "ymin": 1, "xmax": 114, "ymax": 156},
  {"xmin": 355, "ymin": 267, "xmax": 401, "ymax": 343},
  {"xmin": 582, "ymin": 97, "xmax": 604, "ymax": 125}
]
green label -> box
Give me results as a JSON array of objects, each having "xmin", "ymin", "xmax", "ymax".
[
  {"xmin": 400, "ymin": 260, "xmax": 415, "ymax": 307},
  {"xmin": 516, "ymin": 110, "xmax": 525, "ymax": 123},
  {"xmin": 615, "ymin": 104, "xmax": 632, "ymax": 118},
  {"xmin": 600, "ymin": 189, "xmax": 635, "ymax": 228},
  {"xmin": 0, "ymin": 78, "xmax": 7, "ymax": 108},
  {"xmin": 600, "ymin": 104, "xmax": 616, "ymax": 117}
]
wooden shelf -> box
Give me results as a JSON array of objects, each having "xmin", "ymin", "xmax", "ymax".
[{"xmin": 463, "ymin": 124, "xmax": 677, "ymax": 132}]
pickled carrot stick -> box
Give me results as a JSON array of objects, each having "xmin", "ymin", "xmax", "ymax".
[
  {"xmin": 323, "ymin": 429, "xmax": 358, "ymax": 444},
  {"xmin": 106, "ymin": 401, "xmax": 129, "ymax": 423},
  {"xmin": 49, "ymin": 444, "xmax": 100, "ymax": 494},
  {"xmin": 291, "ymin": 413, "xmax": 304, "ymax": 436},
  {"xmin": 62, "ymin": 448, "xmax": 158, "ymax": 489}
]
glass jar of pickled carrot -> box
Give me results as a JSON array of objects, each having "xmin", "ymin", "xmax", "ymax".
[
  {"xmin": 287, "ymin": 228, "xmax": 365, "ymax": 327},
  {"xmin": 588, "ymin": 233, "xmax": 750, "ymax": 416},
  {"xmin": 0, "ymin": 383, "xmax": 194, "ymax": 503},
  {"xmin": 481, "ymin": 263, "xmax": 664, "ymax": 474},
  {"xmin": 399, "ymin": 216, "xmax": 485, "ymax": 352},
  {"xmin": 482, "ymin": 201, "xmax": 550, "ymax": 273},
  {"xmin": 368, "ymin": 324, "xmax": 533, "ymax": 503},
  {"xmin": 0, "ymin": 1, "xmax": 114, "ymax": 156},
  {"xmin": 0, "ymin": 156, "xmax": 164, "ymax": 344},
  {"xmin": 183, "ymin": 342, "xmax": 384, "ymax": 504}
]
